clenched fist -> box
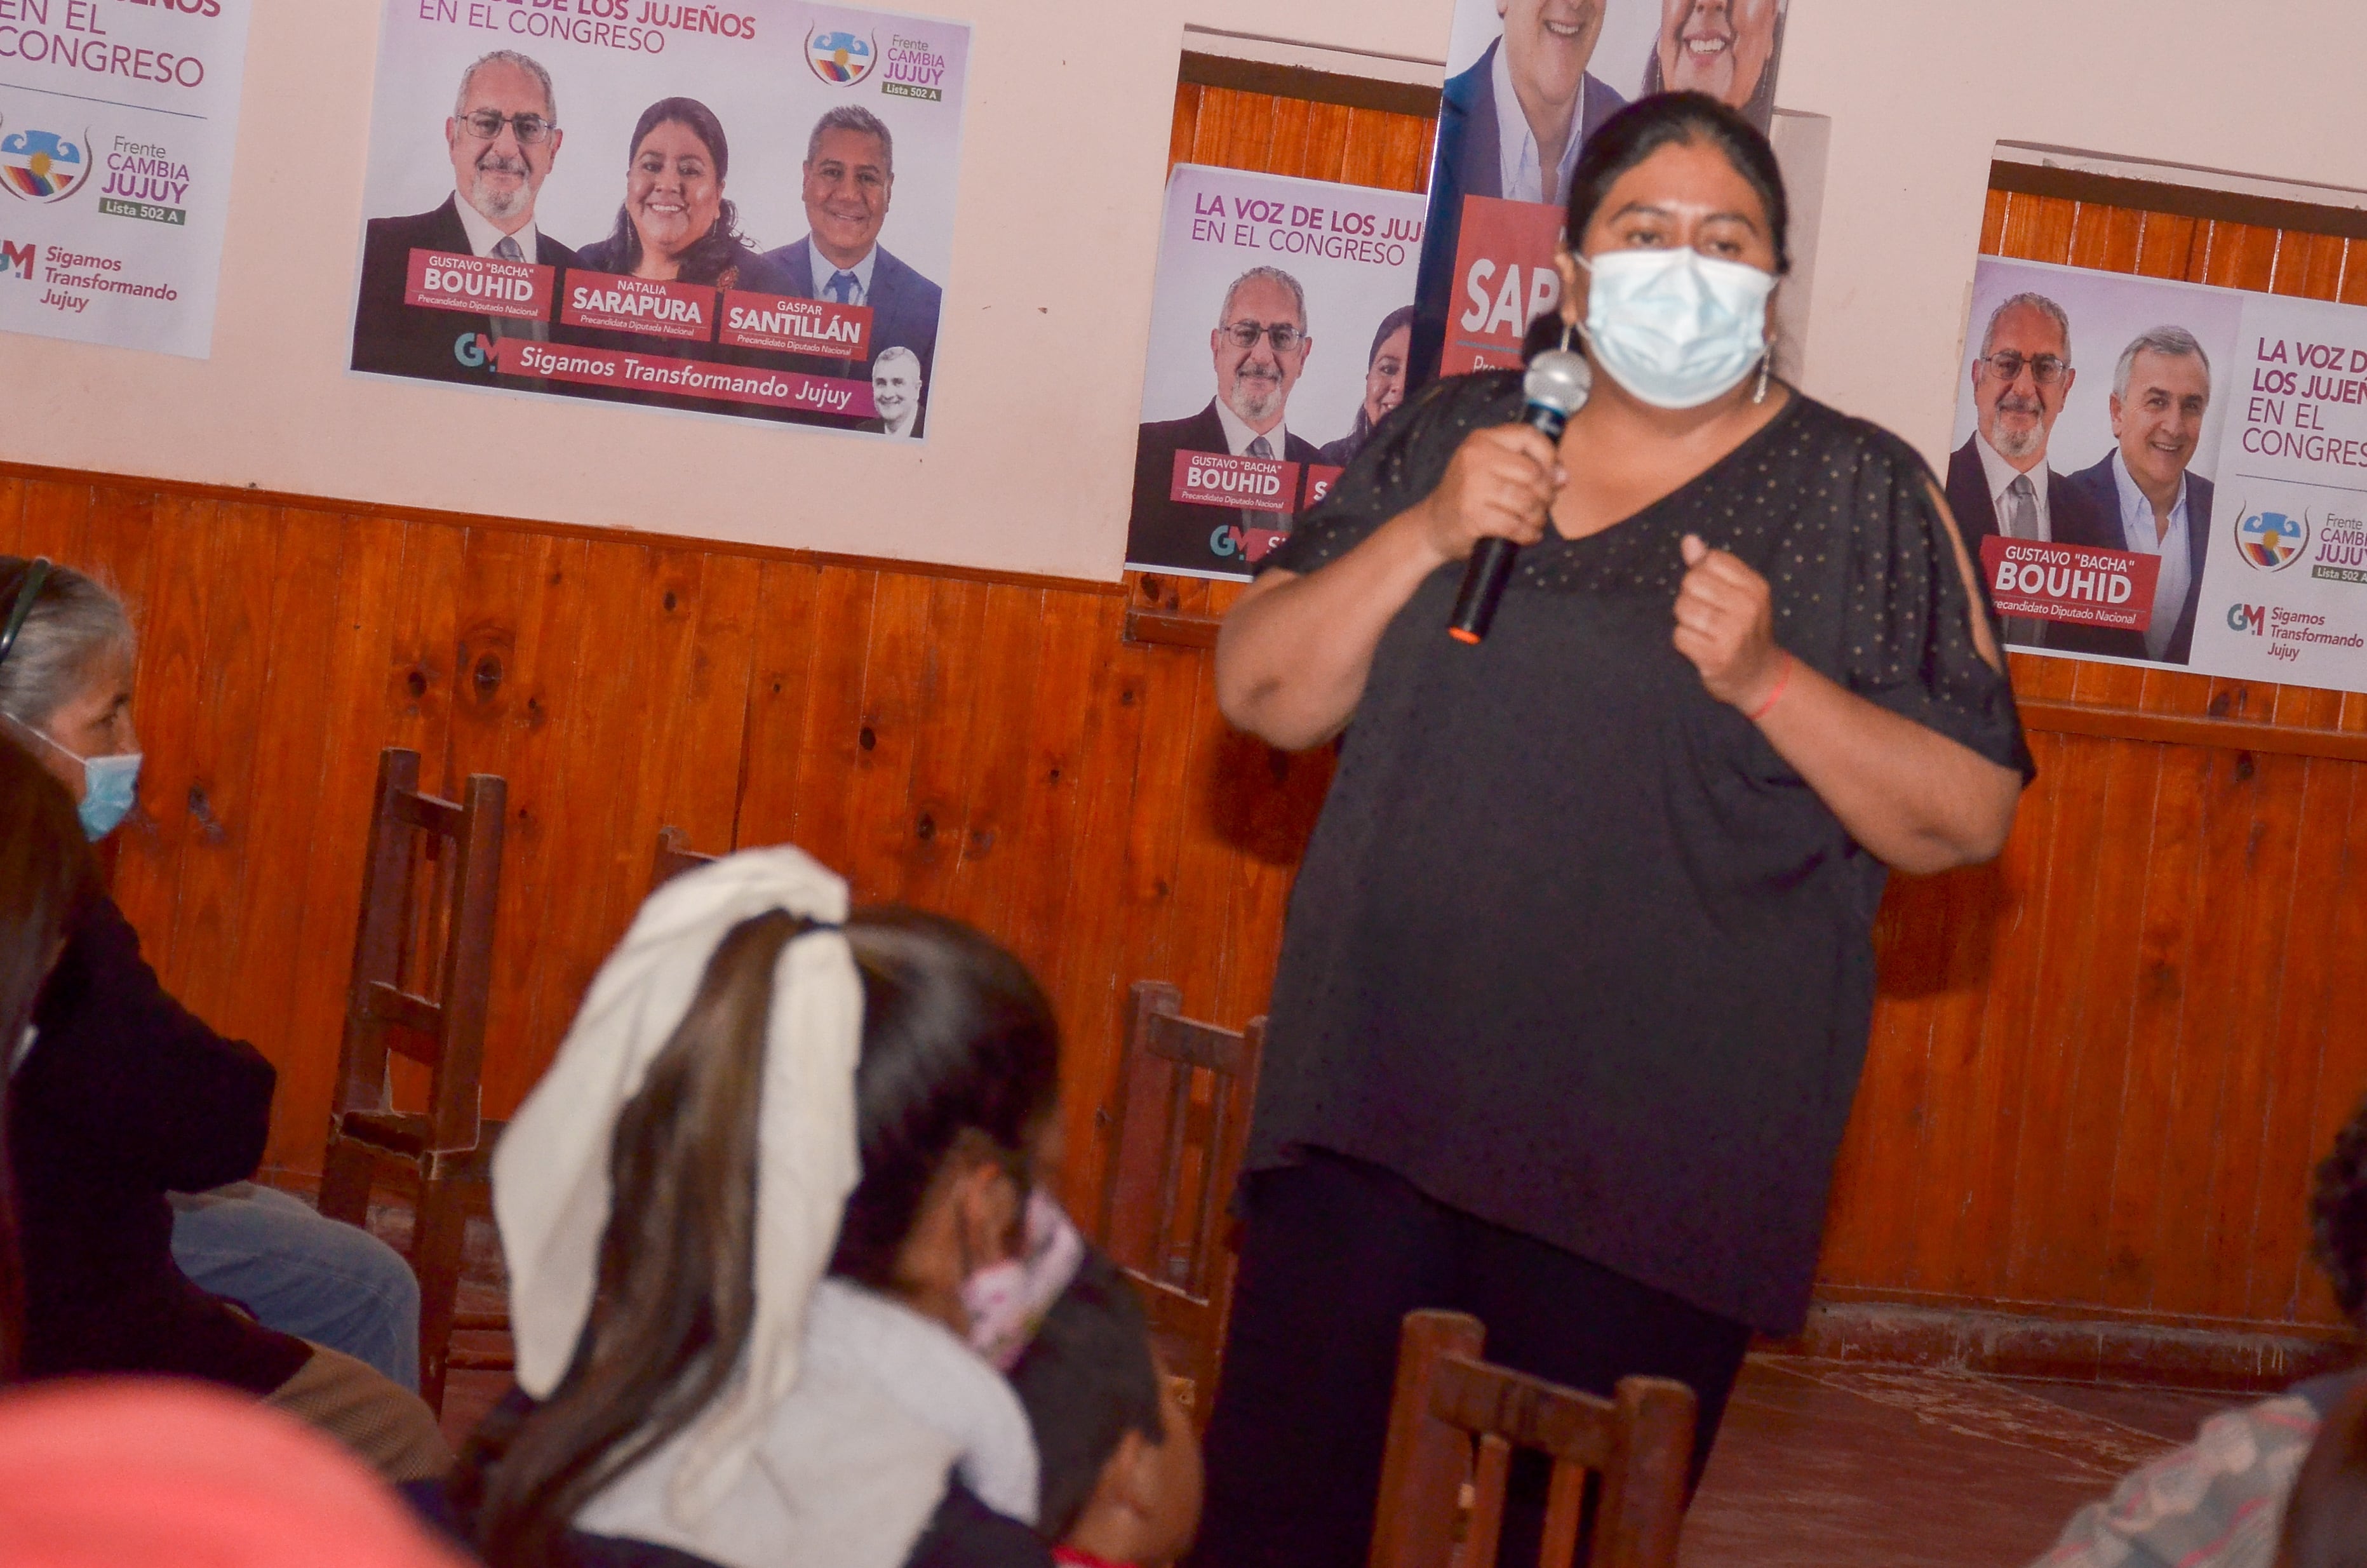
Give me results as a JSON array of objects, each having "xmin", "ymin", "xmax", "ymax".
[{"xmin": 1673, "ymin": 533, "xmax": 1789, "ymax": 714}]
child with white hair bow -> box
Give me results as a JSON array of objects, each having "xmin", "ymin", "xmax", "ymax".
[{"xmin": 456, "ymin": 849, "xmax": 1076, "ymax": 1568}]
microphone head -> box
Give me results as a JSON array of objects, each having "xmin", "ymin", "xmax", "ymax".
[{"xmin": 1523, "ymin": 348, "xmax": 1592, "ymax": 417}]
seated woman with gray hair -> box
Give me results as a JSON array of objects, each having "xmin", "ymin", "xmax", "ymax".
[{"xmin": 0, "ymin": 554, "xmax": 444, "ymax": 1483}]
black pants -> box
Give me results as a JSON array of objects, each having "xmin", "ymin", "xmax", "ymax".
[{"xmin": 1190, "ymin": 1151, "xmax": 1752, "ymax": 1568}]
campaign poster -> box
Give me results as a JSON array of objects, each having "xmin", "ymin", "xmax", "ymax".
[
  {"xmin": 351, "ymin": 1, "xmax": 968, "ymax": 439},
  {"xmin": 1951, "ymin": 255, "xmax": 2367, "ymax": 697},
  {"xmin": 1411, "ymin": 0, "xmax": 1790, "ymax": 383},
  {"xmin": 0, "ymin": 0, "xmax": 255, "ymax": 359},
  {"xmin": 1125, "ymin": 164, "xmax": 1426, "ymax": 580}
]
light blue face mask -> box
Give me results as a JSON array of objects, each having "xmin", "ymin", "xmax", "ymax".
[
  {"xmin": 17, "ymin": 722, "xmax": 142, "ymax": 840},
  {"xmin": 1578, "ymin": 246, "xmax": 1777, "ymax": 410}
]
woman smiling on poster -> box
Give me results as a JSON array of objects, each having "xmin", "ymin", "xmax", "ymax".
[
  {"xmin": 1191, "ymin": 93, "xmax": 2032, "ymax": 1568},
  {"xmin": 1641, "ymin": 0, "xmax": 1787, "ymax": 123},
  {"xmin": 568, "ymin": 97, "xmax": 800, "ymax": 411},
  {"xmin": 1318, "ymin": 306, "xmax": 1416, "ymax": 469}
]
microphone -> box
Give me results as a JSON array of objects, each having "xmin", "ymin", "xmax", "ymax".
[{"xmin": 1447, "ymin": 348, "xmax": 1590, "ymax": 645}]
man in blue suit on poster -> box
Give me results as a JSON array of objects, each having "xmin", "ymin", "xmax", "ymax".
[
  {"xmin": 1409, "ymin": 0, "xmax": 1628, "ymax": 382},
  {"xmin": 2060, "ymin": 326, "xmax": 2219, "ymax": 666},
  {"xmin": 762, "ymin": 105, "xmax": 941, "ymax": 431}
]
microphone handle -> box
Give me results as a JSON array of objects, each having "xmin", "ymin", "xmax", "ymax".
[
  {"xmin": 1447, "ymin": 403, "xmax": 1568, "ymax": 645},
  {"xmin": 1448, "ymin": 539, "xmax": 1519, "ymax": 645}
]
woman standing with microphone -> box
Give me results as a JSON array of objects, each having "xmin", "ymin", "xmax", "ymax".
[{"xmin": 1192, "ymin": 93, "xmax": 2032, "ymax": 1568}]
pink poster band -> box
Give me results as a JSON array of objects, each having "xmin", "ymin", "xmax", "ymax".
[
  {"xmin": 493, "ymin": 338, "xmax": 876, "ymax": 418},
  {"xmin": 1980, "ymin": 537, "xmax": 2161, "ymax": 629},
  {"xmin": 1170, "ymin": 448, "xmax": 1299, "ymax": 515},
  {"xmin": 404, "ymin": 248, "xmax": 553, "ymax": 323}
]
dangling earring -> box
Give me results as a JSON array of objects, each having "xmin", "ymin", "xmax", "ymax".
[
  {"xmin": 1753, "ymin": 350, "xmax": 1773, "ymax": 405},
  {"xmin": 1559, "ymin": 318, "xmax": 1576, "ymax": 355}
]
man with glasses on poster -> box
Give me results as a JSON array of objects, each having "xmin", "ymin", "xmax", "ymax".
[
  {"xmin": 352, "ymin": 50, "xmax": 579, "ymax": 384},
  {"xmin": 1129, "ymin": 267, "xmax": 1324, "ymax": 573},
  {"xmin": 1945, "ymin": 291, "xmax": 2107, "ymax": 648}
]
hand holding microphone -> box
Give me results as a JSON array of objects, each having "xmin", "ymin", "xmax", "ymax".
[{"xmin": 1445, "ymin": 348, "xmax": 1591, "ymax": 643}]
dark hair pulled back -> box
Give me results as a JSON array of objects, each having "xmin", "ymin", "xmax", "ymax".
[
  {"xmin": 463, "ymin": 903, "xmax": 1059, "ymax": 1567},
  {"xmin": 0, "ymin": 739, "xmax": 100, "ymax": 1381},
  {"xmin": 1563, "ymin": 91, "xmax": 1792, "ymax": 276}
]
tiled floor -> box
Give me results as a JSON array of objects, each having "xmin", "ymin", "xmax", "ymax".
[{"xmin": 1679, "ymin": 1357, "xmax": 2234, "ymax": 1567}]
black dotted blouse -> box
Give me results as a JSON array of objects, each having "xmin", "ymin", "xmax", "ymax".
[{"xmin": 1245, "ymin": 371, "xmax": 2034, "ymax": 1334}]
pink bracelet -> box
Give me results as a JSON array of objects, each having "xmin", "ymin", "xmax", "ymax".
[{"xmin": 1746, "ymin": 653, "xmax": 1794, "ymax": 723}]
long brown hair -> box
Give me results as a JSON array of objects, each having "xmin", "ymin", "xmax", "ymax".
[
  {"xmin": 0, "ymin": 737, "xmax": 100, "ymax": 1380},
  {"xmin": 461, "ymin": 906, "xmax": 1060, "ymax": 1565}
]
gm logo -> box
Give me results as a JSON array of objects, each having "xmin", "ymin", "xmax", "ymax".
[
  {"xmin": 2227, "ymin": 603, "xmax": 2266, "ymax": 636},
  {"xmin": 453, "ymin": 330, "xmax": 494, "ymax": 369},
  {"xmin": 1, "ymin": 239, "xmax": 34, "ymax": 279}
]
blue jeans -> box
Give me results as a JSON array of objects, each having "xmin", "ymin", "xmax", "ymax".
[{"xmin": 169, "ymin": 1183, "xmax": 422, "ymax": 1392}]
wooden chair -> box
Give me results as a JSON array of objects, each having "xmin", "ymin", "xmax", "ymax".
[
  {"xmin": 316, "ymin": 748, "xmax": 508, "ymax": 1413},
  {"xmin": 1369, "ymin": 1311, "xmax": 1697, "ymax": 1568},
  {"xmin": 1095, "ymin": 981, "xmax": 1266, "ymax": 1417},
  {"xmin": 649, "ymin": 824, "xmax": 718, "ymax": 893}
]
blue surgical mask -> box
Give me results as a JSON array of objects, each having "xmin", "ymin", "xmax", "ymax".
[
  {"xmin": 1578, "ymin": 247, "xmax": 1776, "ymax": 410},
  {"xmin": 16, "ymin": 722, "xmax": 141, "ymax": 840}
]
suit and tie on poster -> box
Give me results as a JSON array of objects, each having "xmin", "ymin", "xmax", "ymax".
[
  {"xmin": 1125, "ymin": 164, "xmax": 1426, "ymax": 579},
  {"xmin": 349, "ymin": 1, "xmax": 965, "ymax": 438},
  {"xmin": 1412, "ymin": 0, "xmax": 1790, "ymax": 383},
  {"xmin": 1949, "ymin": 258, "xmax": 2242, "ymax": 669},
  {"xmin": 1953, "ymin": 255, "xmax": 2367, "ymax": 700},
  {"xmin": 0, "ymin": 0, "xmax": 256, "ymax": 359}
]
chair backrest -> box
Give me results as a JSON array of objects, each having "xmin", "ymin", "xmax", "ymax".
[
  {"xmin": 1369, "ymin": 1311, "xmax": 1696, "ymax": 1568},
  {"xmin": 649, "ymin": 825, "xmax": 718, "ymax": 895},
  {"xmin": 1096, "ymin": 981, "xmax": 1266, "ymax": 1405},
  {"xmin": 329, "ymin": 748, "xmax": 506, "ymax": 1155}
]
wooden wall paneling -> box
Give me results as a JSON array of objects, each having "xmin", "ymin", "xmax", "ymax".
[
  {"xmin": 447, "ymin": 527, "xmax": 584, "ymax": 1114},
  {"xmin": 374, "ymin": 518, "xmax": 467, "ymax": 1113},
  {"xmin": 114, "ymin": 496, "xmax": 221, "ymax": 989},
  {"xmin": 272, "ymin": 512, "xmax": 410, "ymax": 1165},
  {"xmin": 576, "ymin": 545, "xmax": 761, "ymax": 1061},
  {"xmin": 728, "ymin": 560, "xmax": 829, "ymax": 854},
  {"xmin": 838, "ymin": 569, "xmax": 944, "ymax": 903},
  {"xmin": 1300, "ymin": 100, "xmax": 1352, "ymax": 182},
  {"xmin": 2133, "ymin": 210, "xmax": 2202, "ymax": 283},
  {"xmin": 0, "ymin": 476, "xmax": 26, "ymax": 554},
  {"xmin": 162, "ymin": 500, "xmax": 283, "ymax": 1032},
  {"xmin": 1336, "ymin": 105, "xmax": 1435, "ymax": 193},
  {"xmin": 2236, "ymin": 753, "xmax": 2352, "ymax": 1322},
  {"xmin": 1050, "ymin": 600, "xmax": 1165, "ymax": 1217},
  {"xmin": 1263, "ymin": 94, "xmax": 1317, "ymax": 178},
  {"xmin": 1978, "ymin": 189, "xmax": 2009, "ymax": 255},
  {"xmin": 778, "ymin": 565, "xmax": 881, "ymax": 868},
  {"xmin": 1956, "ymin": 730, "xmax": 2084, "ymax": 1301},
  {"xmin": 509, "ymin": 539, "xmax": 660, "ymax": 1090},
  {"xmin": 654, "ymin": 551, "xmax": 763, "ymax": 864},
  {"xmin": 890, "ymin": 575, "xmax": 998, "ymax": 912},
  {"xmin": 12, "ymin": 472, "xmax": 90, "ymax": 566},
  {"xmin": 2173, "ymin": 746, "xmax": 2307, "ymax": 1318},
  {"xmin": 1170, "ymin": 83, "xmax": 1202, "ymax": 172},
  {"xmin": 932, "ymin": 582, "xmax": 1051, "ymax": 931},
  {"xmin": 2285, "ymin": 776, "xmax": 2367, "ymax": 1322},
  {"xmin": 199, "ymin": 510, "xmax": 351, "ymax": 1159},
  {"xmin": 999, "ymin": 587, "xmax": 1118, "ymax": 974},
  {"xmin": 1201, "ymin": 86, "xmax": 1280, "ymax": 171}
]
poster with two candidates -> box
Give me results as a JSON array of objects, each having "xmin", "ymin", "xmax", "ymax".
[
  {"xmin": 1412, "ymin": 0, "xmax": 1790, "ymax": 384},
  {"xmin": 1125, "ymin": 164, "xmax": 1428, "ymax": 580},
  {"xmin": 1955, "ymin": 255, "xmax": 2367, "ymax": 699},
  {"xmin": 350, "ymin": 0, "xmax": 967, "ymax": 439},
  {"xmin": 0, "ymin": 0, "xmax": 256, "ymax": 359}
]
